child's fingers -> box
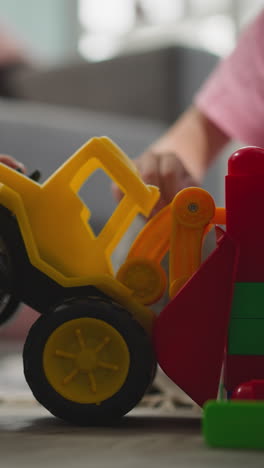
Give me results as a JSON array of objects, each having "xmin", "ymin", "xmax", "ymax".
[
  {"xmin": 135, "ymin": 152, "xmax": 160, "ymax": 188},
  {"xmin": 111, "ymin": 180, "xmax": 124, "ymax": 202},
  {"xmin": 111, "ymin": 152, "xmax": 161, "ymax": 202},
  {"xmin": 159, "ymin": 152, "xmax": 189, "ymax": 203},
  {"xmin": 111, "ymin": 151, "xmax": 198, "ymax": 217},
  {"xmin": 0, "ymin": 154, "xmax": 26, "ymax": 172}
]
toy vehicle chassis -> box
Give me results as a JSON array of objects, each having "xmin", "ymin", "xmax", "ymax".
[{"xmin": 0, "ymin": 205, "xmax": 156, "ymax": 425}]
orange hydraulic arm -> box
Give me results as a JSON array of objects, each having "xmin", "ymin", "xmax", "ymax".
[{"xmin": 117, "ymin": 187, "xmax": 226, "ymax": 304}]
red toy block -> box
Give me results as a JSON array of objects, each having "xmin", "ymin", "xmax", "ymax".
[
  {"xmin": 226, "ymin": 147, "xmax": 264, "ymax": 282},
  {"xmin": 153, "ymin": 228, "xmax": 238, "ymax": 407},
  {"xmin": 232, "ymin": 379, "xmax": 264, "ymax": 400},
  {"xmin": 224, "ymin": 355, "xmax": 264, "ymax": 393},
  {"xmin": 228, "ymin": 146, "xmax": 264, "ymax": 176}
]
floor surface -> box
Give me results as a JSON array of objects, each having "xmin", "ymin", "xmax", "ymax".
[
  {"xmin": 0, "ymin": 404, "xmax": 264, "ymax": 467},
  {"xmin": 0, "ymin": 344, "xmax": 263, "ymax": 467}
]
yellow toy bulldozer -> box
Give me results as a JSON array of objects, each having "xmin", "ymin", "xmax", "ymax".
[{"xmin": 0, "ymin": 136, "xmax": 221, "ymax": 425}]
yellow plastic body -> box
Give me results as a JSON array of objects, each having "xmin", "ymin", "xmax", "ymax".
[
  {"xmin": 117, "ymin": 257, "xmax": 167, "ymax": 305},
  {"xmin": 43, "ymin": 317, "xmax": 130, "ymax": 404},
  {"xmin": 0, "ymin": 137, "xmax": 159, "ymax": 333}
]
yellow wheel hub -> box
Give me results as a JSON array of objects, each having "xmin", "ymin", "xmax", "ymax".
[
  {"xmin": 117, "ymin": 258, "xmax": 166, "ymax": 305},
  {"xmin": 43, "ymin": 317, "xmax": 130, "ymax": 404}
]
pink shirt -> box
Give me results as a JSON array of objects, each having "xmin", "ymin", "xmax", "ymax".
[{"xmin": 195, "ymin": 9, "xmax": 264, "ymax": 148}]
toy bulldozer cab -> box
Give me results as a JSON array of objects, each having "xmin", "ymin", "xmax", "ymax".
[
  {"xmin": 0, "ymin": 137, "xmax": 159, "ymax": 425},
  {"xmin": 0, "ymin": 137, "xmax": 159, "ymax": 318}
]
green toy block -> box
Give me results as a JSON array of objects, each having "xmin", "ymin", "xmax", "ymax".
[
  {"xmin": 231, "ymin": 282, "xmax": 264, "ymax": 319},
  {"xmin": 228, "ymin": 318, "xmax": 264, "ymax": 355},
  {"xmin": 203, "ymin": 400, "xmax": 264, "ymax": 450}
]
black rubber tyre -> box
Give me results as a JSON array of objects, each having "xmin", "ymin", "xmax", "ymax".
[
  {"xmin": 0, "ymin": 288, "xmax": 20, "ymax": 325},
  {"xmin": 0, "ymin": 212, "xmax": 21, "ymax": 325},
  {"xmin": 23, "ymin": 298, "xmax": 156, "ymax": 425}
]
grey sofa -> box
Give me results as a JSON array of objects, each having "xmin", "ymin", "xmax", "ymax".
[{"xmin": 12, "ymin": 46, "xmax": 218, "ymax": 124}]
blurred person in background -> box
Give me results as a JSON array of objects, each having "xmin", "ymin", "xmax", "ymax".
[
  {"xmin": 0, "ymin": 24, "xmax": 29, "ymax": 97},
  {"xmin": 113, "ymin": 8, "xmax": 264, "ymax": 214}
]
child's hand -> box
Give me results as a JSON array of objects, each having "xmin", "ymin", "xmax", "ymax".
[
  {"xmin": 112, "ymin": 150, "xmax": 198, "ymax": 216},
  {"xmin": 0, "ymin": 154, "xmax": 25, "ymax": 172}
]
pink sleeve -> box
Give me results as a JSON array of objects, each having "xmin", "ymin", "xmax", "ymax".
[{"xmin": 195, "ymin": 9, "xmax": 264, "ymax": 148}]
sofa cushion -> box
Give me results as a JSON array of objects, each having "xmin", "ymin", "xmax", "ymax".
[{"xmin": 13, "ymin": 46, "xmax": 218, "ymax": 124}]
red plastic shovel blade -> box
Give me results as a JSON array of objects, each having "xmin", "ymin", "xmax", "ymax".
[{"xmin": 153, "ymin": 228, "xmax": 238, "ymax": 407}]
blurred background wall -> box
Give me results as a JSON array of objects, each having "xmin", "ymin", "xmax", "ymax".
[
  {"xmin": 0, "ymin": 0, "xmax": 262, "ymax": 209},
  {"xmin": 0, "ymin": 0, "xmax": 79, "ymax": 64},
  {"xmin": 0, "ymin": 0, "xmax": 262, "ymax": 64}
]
